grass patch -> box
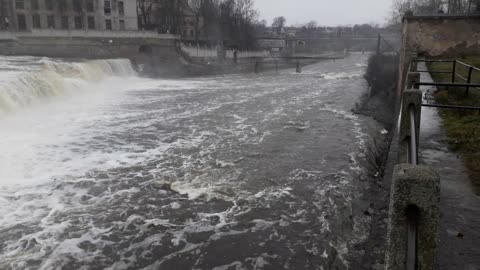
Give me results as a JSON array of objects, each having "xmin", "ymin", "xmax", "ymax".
[{"xmin": 427, "ymin": 56, "xmax": 480, "ymax": 194}]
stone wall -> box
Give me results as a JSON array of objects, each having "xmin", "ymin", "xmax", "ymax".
[{"xmin": 398, "ymin": 15, "xmax": 480, "ymax": 93}]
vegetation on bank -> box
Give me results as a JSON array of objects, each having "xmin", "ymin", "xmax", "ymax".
[
  {"xmin": 357, "ymin": 54, "xmax": 399, "ymax": 179},
  {"xmin": 427, "ymin": 56, "xmax": 480, "ymax": 194}
]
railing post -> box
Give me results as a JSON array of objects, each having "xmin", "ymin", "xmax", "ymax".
[
  {"xmin": 385, "ymin": 164, "xmax": 440, "ymax": 270},
  {"xmin": 406, "ymin": 72, "xmax": 420, "ymax": 90},
  {"xmin": 466, "ymin": 66, "xmax": 473, "ymax": 95},
  {"xmin": 296, "ymin": 61, "xmax": 302, "ymax": 73},
  {"xmin": 451, "ymin": 60, "xmax": 457, "ymax": 83},
  {"xmin": 377, "ymin": 33, "xmax": 381, "ymax": 55},
  {"xmin": 410, "ymin": 60, "xmax": 418, "ymax": 72}
]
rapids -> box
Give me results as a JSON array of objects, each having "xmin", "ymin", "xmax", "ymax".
[{"xmin": 0, "ymin": 54, "xmax": 381, "ymax": 270}]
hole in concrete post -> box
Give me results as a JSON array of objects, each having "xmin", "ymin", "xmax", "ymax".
[{"xmin": 406, "ymin": 204, "xmax": 419, "ymax": 270}]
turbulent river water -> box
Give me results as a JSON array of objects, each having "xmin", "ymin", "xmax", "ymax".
[{"xmin": 0, "ymin": 54, "xmax": 381, "ymax": 270}]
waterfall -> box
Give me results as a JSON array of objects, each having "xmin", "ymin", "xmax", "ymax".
[{"xmin": 0, "ymin": 58, "xmax": 137, "ymax": 113}]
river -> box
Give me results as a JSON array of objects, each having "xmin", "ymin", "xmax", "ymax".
[{"xmin": 0, "ymin": 54, "xmax": 381, "ymax": 270}]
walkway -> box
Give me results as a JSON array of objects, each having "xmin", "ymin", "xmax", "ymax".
[{"xmin": 418, "ymin": 63, "xmax": 480, "ymax": 270}]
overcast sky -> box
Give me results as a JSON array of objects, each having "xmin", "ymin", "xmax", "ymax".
[{"xmin": 254, "ymin": 0, "xmax": 392, "ymax": 26}]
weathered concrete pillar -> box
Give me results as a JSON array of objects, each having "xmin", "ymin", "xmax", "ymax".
[
  {"xmin": 410, "ymin": 60, "xmax": 418, "ymax": 72},
  {"xmin": 406, "ymin": 72, "xmax": 420, "ymax": 89},
  {"xmin": 385, "ymin": 164, "xmax": 440, "ymax": 270},
  {"xmin": 398, "ymin": 88, "xmax": 422, "ymax": 164}
]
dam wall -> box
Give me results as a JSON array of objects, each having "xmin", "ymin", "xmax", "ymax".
[{"xmin": 0, "ymin": 30, "xmax": 183, "ymax": 77}]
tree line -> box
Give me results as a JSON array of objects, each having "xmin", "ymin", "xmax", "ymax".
[{"xmin": 137, "ymin": 0, "xmax": 259, "ymax": 49}]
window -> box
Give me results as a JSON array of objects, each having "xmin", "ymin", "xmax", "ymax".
[
  {"xmin": 31, "ymin": 0, "xmax": 39, "ymax": 10},
  {"xmin": 47, "ymin": 15, "xmax": 55, "ymax": 28},
  {"xmin": 46, "ymin": 0, "xmax": 54, "ymax": 10},
  {"xmin": 32, "ymin": 14, "xmax": 41, "ymax": 28},
  {"xmin": 61, "ymin": 16, "xmax": 69, "ymax": 29},
  {"xmin": 119, "ymin": 19, "xmax": 125, "ymax": 30},
  {"xmin": 74, "ymin": 16, "xmax": 83, "ymax": 29},
  {"xmin": 15, "ymin": 0, "xmax": 24, "ymax": 9},
  {"xmin": 17, "ymin": 14, "xmax": 26, "ymax": 30},
  {"xmin": 118, "ymin": 1, "xmax": 124, "ymax": 16},
  {"xmin": 73, "ymin": 0, "xmax": 83, "ymax": 13},
  {"xmin": 86, "ymin": 0, "xmax": 94, "ymax": 12},
  {"xmin": 105, "ymin": 19, "xmax": 112, "ymax": 30},
  {"xmin": 104, "ymin": 1, "xmax": 111, "ymax": 15},
  {"xmin": 87, "ymin": 16, "xmax": 95, "ymax": 29}
]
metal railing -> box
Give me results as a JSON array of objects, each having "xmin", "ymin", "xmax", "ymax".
[
  {"xmin": 408, "ymin": 104, "xmax": 418, "ymax": 165},
  {"xmin": 377, "ymin": 34, "xmax": 400, "ymax": 55},
  {"xmin": 412, "ymin": 59, "xmax": 480, "ymax": 111},
  {"xmin": 402, "ymin": 88, "xmax": 421, "ymax": 270},
  {"xmin": 388, "ymin": 58, "xmax": 480, "ymax": 270},
  {"xmin": 413, "ymin": 59, "xmax": 480, "ymax": 96}
]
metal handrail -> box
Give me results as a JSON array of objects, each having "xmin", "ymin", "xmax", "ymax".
[
  {"xmin": 413, "ymin": 59, "xmax": 455, "ymax": 63},
  {"xmin": 406, "ymin": 205, "xmax": 419, "ymax": 270},
  {"xmin": 456, "ymin": 60, "xmax": 480, "ymax": 72},
  {"xmin": 422, "ymin": 103, "xmax": 480, "ymax": 110},
  {"xmin": 415, "ymin": 82, "xmax": 480, "ymax": 88},
  {"xmin": 409, "ymin": 105, "xmax": 418, "ymax": 165}
]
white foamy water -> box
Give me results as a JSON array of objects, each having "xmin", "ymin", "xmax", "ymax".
[
  {"xmin": 0, "ymin": 54, "xmax": 376, "ymax": 270},
  {"xmin": 0, "ymin": 57, "xmax": 143, "ymax": 187}
]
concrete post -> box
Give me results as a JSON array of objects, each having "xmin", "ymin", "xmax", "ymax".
[
  {"xmin": 385, "ymin": 164, "xmax": 440, "ymax": 270},
  {"xmin": 398, "ymin": 87, "xmax": 422, "ymax": 164},
  {"xmin": 410, "ymin": 60, "xmax": 418, "ymax": 72},
  {"xmin": 406, "ymin": 72, "xmax": 420, "ymax": 89},
  {"xmin": 296, "ymin": 61, "xmax": 301, "ymax": 73}
]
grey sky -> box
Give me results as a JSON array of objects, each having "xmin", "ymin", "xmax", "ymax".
[{"xmin": 254, "ymin": 0, "xmax": 392, "ymax": 26}]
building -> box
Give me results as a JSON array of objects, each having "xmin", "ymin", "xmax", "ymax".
[{"xmin": 2, "ymin": 0, "xmax": 137, "ymax": 32}]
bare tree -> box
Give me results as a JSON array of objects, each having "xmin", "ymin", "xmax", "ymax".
[
  {"xmin": 186, "ymin": 0, "xmax": 203, "ymax": 43},
  {"xmin": 137, "ymin": 0, "xmax": 155, "ymax": 30},
  {"xmin": 272, "ymin": 16, "xmax": 286, "ymax": 35}
]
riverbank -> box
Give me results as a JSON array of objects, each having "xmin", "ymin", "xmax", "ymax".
[{"xmin": 352, "ymin": 53, "xmax": 400, "ymax": 270}]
